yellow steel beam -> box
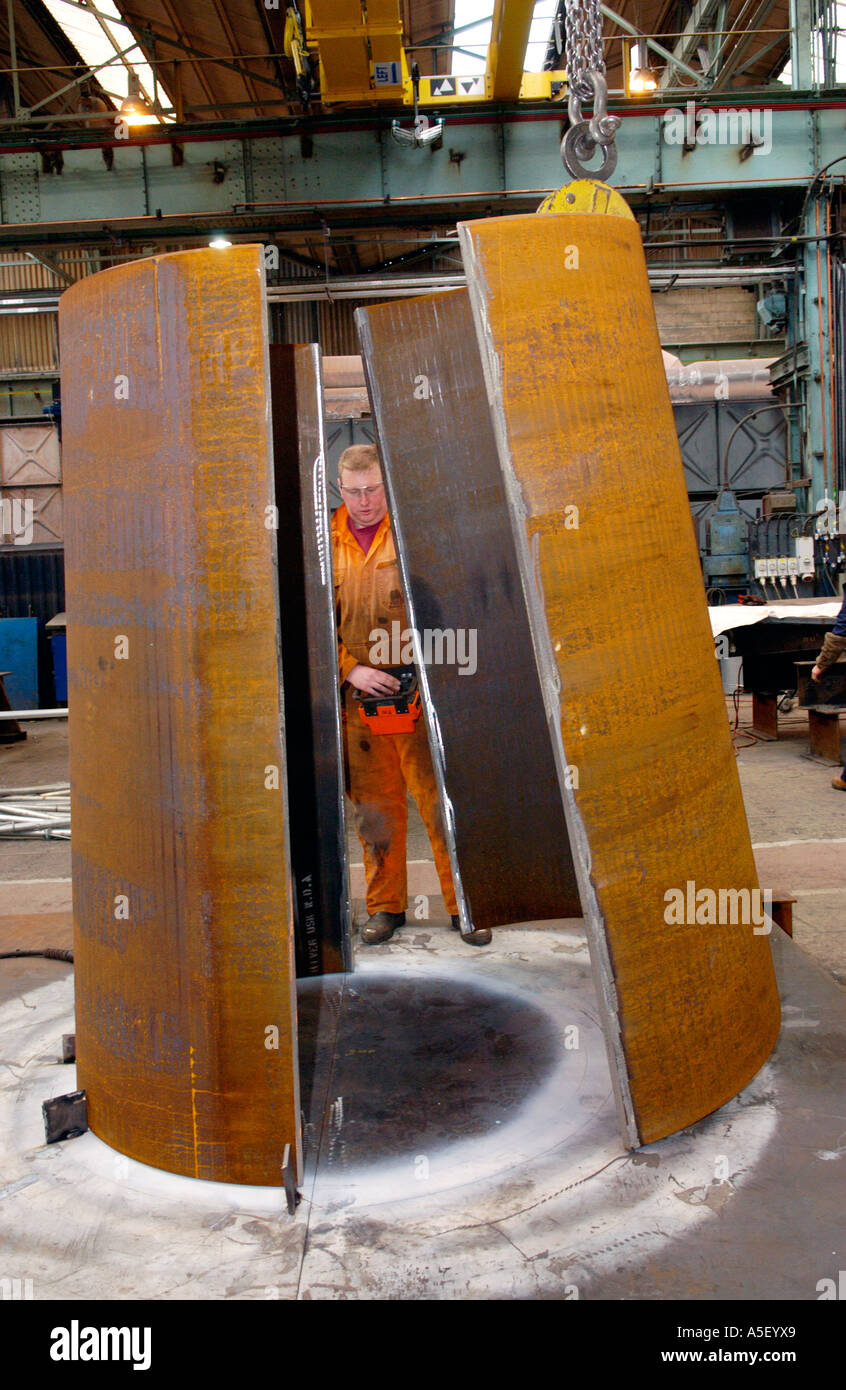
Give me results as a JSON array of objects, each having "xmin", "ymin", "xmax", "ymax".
[
  {"xmin": 488, "ymin": 0, "xmax": 537, "ymax": 102},
  {"xmin": 407, "ymin": 72, "xmax": 491, "ymax": 104},
  {"xmin": 519, "ymin": 69, "xmax": 566, "ymax": 100},
  {"xmin": 305, "ymin": 0, "xmax": 404, "ymax": 104},
  {"xmin": 305, "ymin": 0, "xmax": 564, "ymax": 106},
  {"xmin": 402, "ymin": 69, "xmax": 565, "ymax": 106}
]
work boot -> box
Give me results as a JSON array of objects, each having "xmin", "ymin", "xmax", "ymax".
[
  {"xmin": 451, "ymin": 915, "xmax": 492, "ymax": 947},
  {"xmin": 832, "ymin": 777, "xmax": 846, "ymax": 791},
  {"xmin": 360, "ymin": 911, "xmax": 405, "ymax": 944}
]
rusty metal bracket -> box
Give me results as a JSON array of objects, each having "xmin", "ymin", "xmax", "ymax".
[
  {"xmin": 281, "ymin": 1142, "xmax": 300, "ymax": 1216},
  {"xmin": 42, "ymin": 1089, "xmax": 87, "ymax": 1144}
]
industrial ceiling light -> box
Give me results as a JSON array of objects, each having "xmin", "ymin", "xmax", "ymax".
[
  {"xmin": 627, "ymin": 39, "xmax": 658, "ymax": 96},
  {"xmin": 209, "ymin": 234, "xmax": 233, "ymax": 249},
  {"xmin": 119, "ymin": 70, "xmax": 156, "ymax": 126}
]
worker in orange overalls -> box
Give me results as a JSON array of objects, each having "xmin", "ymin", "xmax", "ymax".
[{"xmin": 331, "ymin": 443, "xmax": 490, "ymax": 947}]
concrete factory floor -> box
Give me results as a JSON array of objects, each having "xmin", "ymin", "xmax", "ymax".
[{"xmin": 0, "ymin": 704, "xmax": 845, "ymax": 1301}]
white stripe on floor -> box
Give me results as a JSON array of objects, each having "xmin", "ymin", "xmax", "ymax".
[
  {"xmin": 753, "ymin": 838, "xmax": 846, "ymax": 849},
  {"xmin": 0, "ymin": 877, "xmax": 72, "ymax": 885},
  {"xmin": 791, "ymin": 887, "xmax": 846, "ymax": 896}
]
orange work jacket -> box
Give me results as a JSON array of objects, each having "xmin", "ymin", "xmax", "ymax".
[{"xmin": 330, "ymin": 503, "xmax": 411, "ymax": 684}]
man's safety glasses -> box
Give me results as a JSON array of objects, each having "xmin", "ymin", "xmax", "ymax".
[{"xmin": 340, "ymin": 484, "xmax": 384, "ymax": 499}]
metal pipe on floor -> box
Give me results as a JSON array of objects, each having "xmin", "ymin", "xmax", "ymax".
[
  {"xmin": 0, "ymin": 709, "xmax": 68, "ymax": 720},
  {"xmin": 0, "ymin": 822, "xmax": 70, "ymax": 834},
  {"xmin": 0, "ymin": 784, "xmax": 70, "ymax": 796}
]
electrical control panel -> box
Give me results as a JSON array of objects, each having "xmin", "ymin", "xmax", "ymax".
[
  {"xmin": 747, "ymin": 518, "xmax": 823, "ymax": 601},
  {"xmin": 795, "ymin": 537, "xmax": 815, "ymax": 574}
]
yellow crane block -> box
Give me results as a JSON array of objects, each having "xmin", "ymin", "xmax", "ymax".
[
  {"xmin": 304, "ymin": 0, "xmax": 405, "ymax": 103},
  {"xmin": 538, "ymin": 177, "xmax": 634, "ymax": 216}
]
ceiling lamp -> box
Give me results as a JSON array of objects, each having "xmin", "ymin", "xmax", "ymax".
[
  {"xmin": 627, "ymin": 39, "xmax": 658, "ymax": 96},
  {"xmin": 209, "ymin": 234, "xmax": 232, "ymax": 249},
  {"xmin": 119, "ymin": 71, "xmax": 156, "ymax": 126}
]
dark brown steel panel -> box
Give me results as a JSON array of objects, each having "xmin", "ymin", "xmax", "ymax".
[
  {"xmin": 460, "ymin": 199, "xmax": 781, "ymax": 1146},
  {"xmin": 356, "ymin": 290, "xmax": 581, "ymax": 933},
  {"xmin": 270, "ymin": 343, "xmax": 352, "ymax": 976},
  {"xmin": 60, "ymin": 246, "xmax": 301, "ymax": 1185}
]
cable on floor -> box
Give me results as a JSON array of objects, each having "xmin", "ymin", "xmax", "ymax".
[{"xmin": 0, "ymin": 948, "xmax": 74, "ymax": 962}]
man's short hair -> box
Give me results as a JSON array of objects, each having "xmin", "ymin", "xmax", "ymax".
[{"xmin": 338, "ymin": 444, "xmax": 381, "ymax": 475}]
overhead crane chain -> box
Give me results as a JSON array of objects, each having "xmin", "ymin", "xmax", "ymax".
[
  {"xmin": 564, "ymin": 0, "xmax": 604, "ymax": 102},
  {"xmin": 562, "ymin": 0, "xmax": 621, "ymax": 182}
]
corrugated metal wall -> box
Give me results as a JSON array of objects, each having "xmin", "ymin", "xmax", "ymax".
[
  {"xmin": 1, "ymin": 253, "xmax": 59, "ymax": 375},
  {"xmin": 273, "ymin": 297, "xmax": 382, "ymax": 352},
  {"xmin": 319, "ymin": 300, "xmax": 363, "ymax": 354},
  {"xmin": 0, "ymin": 548, "xmax": 65, "ymax": 706},
  {"xmin": 0, "ymin": 315, "xmax": 59, "ymax": 374},
  {"xmin": 0, "ymin": 254, "xmax": 58, "ymax": 292},
  {"xmin": 0, "ymin": 249, "xmax": 97, "ymax": 290},
  {"xmin": 654, "ymin": 286, "xmax": 760, "ymax": 348},
  {"xmin": 0, "ymin": 548, "xmax": 64, "ymax": 620},
  {"xmin": 272, "ymin": 300, "xmax": 319, "ymax": 344},
  {"xmin": 0, "ymin": 250, "xmax": 98, "ymax": 376}
]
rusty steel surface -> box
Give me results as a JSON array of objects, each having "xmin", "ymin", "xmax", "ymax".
[
  {"xmin": 60, "ymin": 246, "xmax": 301, "ymax": 1184},
  {"xmin": 459, "ymin": 205, "xmax": 781, "ymax": 1146},
  {"xmin": 270, "ymin": 344, "xmax": 352, "ymax": 976},
  {"xmin": 356, "ymin": 290, "xmax": 581, "ymax": 932}
]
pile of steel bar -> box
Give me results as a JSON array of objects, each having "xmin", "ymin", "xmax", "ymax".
[{"xmin": 0, "ymin": 784, "xmax": 70, "ymax": 839}]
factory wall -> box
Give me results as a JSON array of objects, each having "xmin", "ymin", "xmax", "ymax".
[{"xmin": 653, "ymin": 286, "xmax": 762, "ymax": 350}]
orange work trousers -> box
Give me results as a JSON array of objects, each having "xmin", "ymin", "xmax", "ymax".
[{"xmin": 343, "ymin": 687, "xmax": 458, "ymax": 917}]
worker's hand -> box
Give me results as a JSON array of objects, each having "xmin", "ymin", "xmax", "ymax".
[
  {"xmin": 349, "ymin": 664, "xmax": 401, "ymax": 697},
  {"xmin": 811, "ymin": 664, "xmax": 823, "ymax": 682}
]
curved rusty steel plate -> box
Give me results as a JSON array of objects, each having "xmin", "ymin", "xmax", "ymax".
[
  {"xmin": 459, "ymin": 203, "xmax": 781, "ymax": 1146},
  {"xmin": 60, "ymin": 246, "xmax": 301, "ymax": 1184}
]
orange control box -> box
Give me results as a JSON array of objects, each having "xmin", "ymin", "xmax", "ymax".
[
  {"xmin": 354, "ymin": 666, "xmax": 422, "ymax": 735},
  {"xmin": 357, "ymin": 688, "xmax": 422, "ymax": 734}
]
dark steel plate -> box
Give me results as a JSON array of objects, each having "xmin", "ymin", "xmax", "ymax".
[
  {"xmin": 357, "ymin": 290, "xmax": 581, "ymax": 933},
  {"xmin": 270, "ymin": 344, "xmax": 352, "ymax": 976}
]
